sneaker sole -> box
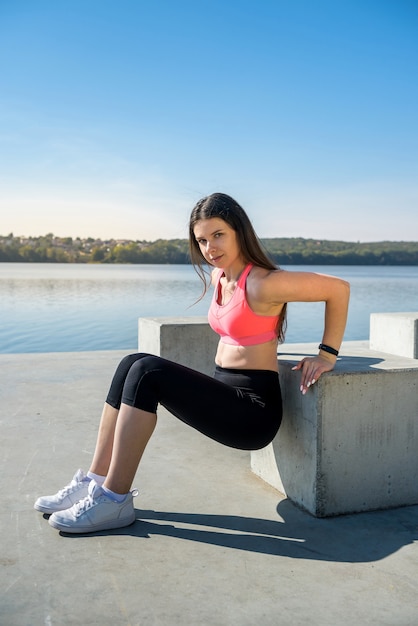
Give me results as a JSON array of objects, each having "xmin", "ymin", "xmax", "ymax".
[
  {"xmin": 34, "ymin": 503, "xmax": 57, "ymax": 514},
  {"xmin": 48, "ymin": 512, "xmax": 136, "ymax": 534}
]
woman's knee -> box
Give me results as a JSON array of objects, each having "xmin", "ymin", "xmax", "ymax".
[
  {"xmin": 106, "ymin": 353, "xmax": 155, "ymax": 409},
  {"xmin": 122, "ymin": 355, "xmax": 164, "ymax": 412},
  {"xmin": 126, "ymin": 354, "xmax": 162, "ymax": 375},
  {"xmin": 115, "ymin": 352, "xmax": 160, "ymax": 380},
  {"xmin": 118, "ymin": 352, "xmax": 150, "ymax": 371}
]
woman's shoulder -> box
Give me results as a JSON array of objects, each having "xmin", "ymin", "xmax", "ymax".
[
  {"xmin": 249, "ymin": 264, "xmax": 285, "ymax": 283},
  {"xmin": 247, "ymin": 265, "xmax": 286, "ymax": 299},
  {"xmin": 245, "ymin": 265, "xmax": 286, "ymax": 312}
]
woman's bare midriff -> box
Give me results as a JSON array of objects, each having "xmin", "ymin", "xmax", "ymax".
[{"xmin": 214, "ymin": 338, "xmax": 279, "ymax": 371}]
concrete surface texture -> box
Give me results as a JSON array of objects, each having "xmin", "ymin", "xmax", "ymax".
[
  {"xmin": 1, "ymin": 350, "xmax": 418, "ymax": 626},
  {"xmin": 370, "ymin": 312, "xmax": 418, "ymax": 359},
  {"xmin": 138, "ymin": 316, "xmax": 219, "ymax": 376},
  {"xmin": 264, "ymin": 341, "xmax": 418, "ymax": 516}
]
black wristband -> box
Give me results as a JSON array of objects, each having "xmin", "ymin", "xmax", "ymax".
[{"xmin": 318, "ymin": 343, "xmax": 339, "ymax": 357}]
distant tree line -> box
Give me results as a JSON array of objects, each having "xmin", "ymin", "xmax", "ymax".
[
  {"xmin": 1, "ymin": 233, "xmax": 418, "ymax": 265},
  {"xmin": 262, "ymin": 237, "xmax": 418, "ymax": 265}
]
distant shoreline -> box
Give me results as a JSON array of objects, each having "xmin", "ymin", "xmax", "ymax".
[{"xmin": 1, "ymin": 234, "xmax": 418, "ymax": 265}]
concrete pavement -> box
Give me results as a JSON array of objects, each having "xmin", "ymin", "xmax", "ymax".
[{"xmin": 1, "ymin": 350, "xmax": 417, "ymax": 625}]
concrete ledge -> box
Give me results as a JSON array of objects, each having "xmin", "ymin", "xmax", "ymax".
[
  {"xmin": 252, "ymin": 341, "xmax": 418, "ymax": 517},
  {"xmin": 138, "ymin": 316, "xmax": 219, "ymax": 376},
  {"xmin": 370, "ymin": 312, "xmax": 418, "ymax": 359}
]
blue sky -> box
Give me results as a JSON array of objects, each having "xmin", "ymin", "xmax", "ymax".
[{"xmin": 1, "ymin": 0, "xmax": 417, "ymax": 242}]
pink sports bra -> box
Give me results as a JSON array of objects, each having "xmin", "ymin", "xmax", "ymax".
[{"xmin": 208, "ymin": 263, "xmax": 279, "ymax": 346}]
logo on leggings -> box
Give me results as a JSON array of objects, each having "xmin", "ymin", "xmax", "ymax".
[{"xmin": 236, "ymin": 387, "xmax": 266, "ymax": 408}]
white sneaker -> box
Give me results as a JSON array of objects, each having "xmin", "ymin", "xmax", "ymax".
[
  {"xmin": 48, "ymin": 481, "xmax": 138, "ymax": 534},
  {"xmin": 34, "ymin": 469, "xmax": 91, "ymax": 514}
]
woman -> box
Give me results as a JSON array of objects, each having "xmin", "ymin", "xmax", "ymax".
[{"xmin": 34, "ymin": 192, "xmax": 350, "ymax": 533}]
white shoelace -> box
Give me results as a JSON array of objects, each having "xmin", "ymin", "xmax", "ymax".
[
  {"xmin": 74, "ymin": 493, "xmax": 96, "ymax": 515},
  {"xmin": 58, "ymin": 477, "xmax": 81, "ymax": 497}
]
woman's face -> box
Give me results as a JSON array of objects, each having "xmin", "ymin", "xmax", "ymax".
[{"xmin": 193, "ymin": 217, "xmax": 243, "ymax": 268}]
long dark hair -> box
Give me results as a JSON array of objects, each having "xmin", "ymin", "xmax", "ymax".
[{"xmin": 188, "ymin": 192, "xmax": 287, "ymax": 342}]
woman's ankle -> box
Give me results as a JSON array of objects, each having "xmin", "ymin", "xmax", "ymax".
[{"xmin": 86, "ymin": 470, "xmax": 106, "ymax": 485}]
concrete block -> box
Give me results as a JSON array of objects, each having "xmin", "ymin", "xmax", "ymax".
[
  {"xmin": 252, "ymin": 342, "xmax": 418, "ymax": 517},
  {"xmin": 138, "ymin": 316, "xmax": 219, "ymax": 376},
  {"xmin": 370, "ymin": 312, "xmax": 418, "ymax": 359}
]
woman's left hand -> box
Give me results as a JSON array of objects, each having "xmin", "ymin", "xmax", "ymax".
[{"xmin": 292, "ymin": 355, "xmax": 336, "ymax": 395}]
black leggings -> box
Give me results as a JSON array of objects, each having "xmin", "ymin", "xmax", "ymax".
[{"xmin": 106, "ymin": 353, "xmax": 282, "ymax": 451}]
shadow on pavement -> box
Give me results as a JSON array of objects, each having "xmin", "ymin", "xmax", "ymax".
[{"xmin": 58, "ymin": 498, "xmax": 418, "ymax": 562}]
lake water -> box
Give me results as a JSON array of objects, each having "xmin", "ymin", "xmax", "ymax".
[{"xmin": 1, "ymin": 263, "xmax": 418, "ymax": 353}]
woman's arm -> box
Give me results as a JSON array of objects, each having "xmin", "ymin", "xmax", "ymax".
[{"xmin": 258, "ymin": 269, "xmax": 350, "ymax": 393}]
